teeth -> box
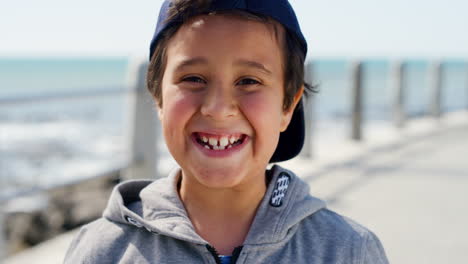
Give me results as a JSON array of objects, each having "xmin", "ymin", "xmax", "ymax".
[
  {"xmin": 198, "ymin": 133, "xmax": 244, "ymax": 150},
  {"xmin": 208, "ymin": 137, "xmax": 218, "ymax": 146},
  {"xmin": 219, "ymin": 137, "xmax": 229, "ymax": 147}
]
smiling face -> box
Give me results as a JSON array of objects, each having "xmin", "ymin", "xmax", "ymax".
[{"xmin": 158, "ymin": 14, "xmax": 301, "ymax": 190}]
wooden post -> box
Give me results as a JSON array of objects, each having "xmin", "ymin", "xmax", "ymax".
[
  {"xmin": 351, "ymin": 61, "xmax": 363, "ymax": 141},
  {"xmin": 123, "ymin": 59, "xmax": 160, "ymax": 180},
  {"xmin": 429, "ymin": 61, "xmax": 443, "ymax": 118},
  {"xmin": 302, "ymin": 61, "xmax": 315, "ymax": 158},
  {"xmin": 391, "ymin": 61, "xmax": 406, "ymax": 128}
]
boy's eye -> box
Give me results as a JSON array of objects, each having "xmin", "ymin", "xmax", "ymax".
[
  {"xmin": 237, "ymin": 78, "xmax": 260, "ymax": 86},
  {"xmin": 182, "ymin": 76, "xmax": 206, "ymax": 84}
]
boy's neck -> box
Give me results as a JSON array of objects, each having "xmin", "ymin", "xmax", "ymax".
[{"xmin": 178, "ymin": 171, "xmax": 267, "ymax": 255}]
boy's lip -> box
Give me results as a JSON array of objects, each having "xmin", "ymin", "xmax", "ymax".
[{"xmin": 193, "ymin": 131, "xmax": 246, "ymax": 138}]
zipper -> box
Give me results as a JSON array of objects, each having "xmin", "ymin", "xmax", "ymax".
[
  {"xmin": 206, "ymin": 245, "xmax": 222, "ymax": 264},
  {"xmin": 206, "ymin": 245, "xmax": 244, "ymax": 264},
  {"xmin": 231, "ymin": 246, "xmax": 244, "ymax": 263}
]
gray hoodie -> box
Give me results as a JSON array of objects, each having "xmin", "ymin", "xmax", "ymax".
[{"xmin": 64, "ymin": 165, "xmax": 388, "ymax": 264}]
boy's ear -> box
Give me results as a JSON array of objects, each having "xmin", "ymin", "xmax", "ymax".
[
  {"xmin": 155, "ymin": 98, "xmax": 163, "ymax": 120},
  {"xmin": 157, "ymin": 105, "xmax": 163, "ymax": 120},
  {"xmin": 280, "ymin": 86, "xmax": 304, "ymax": 132}
]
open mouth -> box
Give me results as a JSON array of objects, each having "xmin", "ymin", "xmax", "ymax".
[{"xmin": 193, "ymin": 132, "xmax": 247, "ymax": 150}]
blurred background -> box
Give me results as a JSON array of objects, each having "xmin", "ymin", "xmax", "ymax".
[{"xmin": 1, "ymin": 0, "xmax": 468, "ymax": 263}]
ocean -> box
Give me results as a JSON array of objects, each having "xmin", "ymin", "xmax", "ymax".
[{"xmin": 1, "ymin": 58, "xmax": 467, "ymax": 194}]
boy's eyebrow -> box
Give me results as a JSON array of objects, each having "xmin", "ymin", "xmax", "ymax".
[
  {"xmin": 234, "ymin": 59, "xmax": 272, "ymax": 75},
  {"xmin": 173, "ymin": 57, "xmax": 272, "ymax": 75},
  {"xmin": 174, "ymin": 57, "xmax": 208, "ymax": 72}
]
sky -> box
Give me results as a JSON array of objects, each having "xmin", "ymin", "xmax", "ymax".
[{"xmin": 1, "ymin": 0, "xmax": 468, "ymax": 59}]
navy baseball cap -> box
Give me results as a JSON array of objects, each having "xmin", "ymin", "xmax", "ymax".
[{"xmin": 149, "ymin": 0, "xmax": 307, "ymax": 162}]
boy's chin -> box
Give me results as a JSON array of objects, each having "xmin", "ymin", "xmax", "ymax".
[{"xmin": 185, "ymin": 164, "xmax": 259, "ymax": 190}]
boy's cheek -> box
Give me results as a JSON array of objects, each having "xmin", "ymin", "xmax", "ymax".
[
  {"xmin": 241, "ymin": 93, "xmax": 283, "ymax": 117},
  {"xmin": 160, "ymin": 92, "xmax": 200, "ymax": 122},
  {"xmin": 241, "ymin": 94, "xmax": 284, "ymax": 130}
]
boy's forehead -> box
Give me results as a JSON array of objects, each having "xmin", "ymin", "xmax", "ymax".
[
  {"xmin": 187, "ymin": 16, "xmax": 206, "ymax": 29},
  {"xmin": 166, "ymin": 15, "xmax": 285, "ymax": 70},
  {"xmin": 180, "ymin": 14, "xmax": 284, "ymax": 43}
]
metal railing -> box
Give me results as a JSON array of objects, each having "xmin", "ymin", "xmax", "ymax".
[
  {"xmin": 0, "ymin": 88, "xmax": 127, "ymax": 105},
  {"xmin": 301, "ymin": 59, "xmax": 468, "ymax": 157}
]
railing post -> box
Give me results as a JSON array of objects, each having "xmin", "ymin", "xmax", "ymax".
[
  {"xmin": 429, "ymin": 61, "xmax": 443, "ymax": 118},
  {"xmin": 0, "ymin": 143, "xmax": 4, "ymax": 259},
  {"xmin": 391, "ymin": 60, "xmax": 406, "ymax": 127},
  {"xmin": 351, "ymin": 60, "xmax": 363, "ymax": 141},
  {"xmin": 0, "ymin": 207, "xmax": 5, "ymax": 260},
  {"xmin": 466, "ymin": 61, "xmax": 468, "ymax": 112},
  {"xmin": 466, "ymin": 61, "xmax": 468, "ymax": 111},
  {"xmin": 123, "ymin": 59, "xmax": 160, "ymax": 181},
  {"xmin": 302, "ymin": 61, "xmax": 315, "ymax": 158}
]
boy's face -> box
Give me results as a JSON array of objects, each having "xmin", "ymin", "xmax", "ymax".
[{"xmin": 158, "ymin": 15, "xmax": 301, "ymax": 189}]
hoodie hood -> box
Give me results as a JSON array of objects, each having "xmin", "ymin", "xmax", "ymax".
[{"xmin": 103, "ymin": 165, "xmax": 326, "ymax": 246}]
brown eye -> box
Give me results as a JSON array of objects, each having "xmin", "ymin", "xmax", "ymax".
[
  {"xmin": 237, "ymin": 78, "xmax": 260, "ymax": 85},
  {"xmin": 183, "ymin": 76, "xmax": 206, "ymax": 84}
]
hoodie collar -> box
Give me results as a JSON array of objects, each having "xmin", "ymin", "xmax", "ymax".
[
  {"xmin": 103, "ymin": 169, "xmax": 206, "ymax": 244},
  {"xmin": 243, "ymin": 165, "xmax": 326, "ymax": 245},
  {"xmin": 103, "ymin": 165, "xmax": 326, "ymax": 246}
]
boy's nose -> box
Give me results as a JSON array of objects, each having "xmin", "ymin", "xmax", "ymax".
[{"xmin": 200, "ymin": 88, "xmax": 238, "ymax": 120}]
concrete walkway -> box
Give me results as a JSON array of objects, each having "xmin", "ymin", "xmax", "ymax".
[
  {"xmin": 4, "ymin": 113, "xmax": 468, "ymax": 264},
  {"xmin": 284, "ymin": 121, "xmax": 468, "ymax": 263}
]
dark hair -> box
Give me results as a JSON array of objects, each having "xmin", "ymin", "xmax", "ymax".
[{"xmin": 147, "ymin": 0, "xmax": 315, "ymax": 110}]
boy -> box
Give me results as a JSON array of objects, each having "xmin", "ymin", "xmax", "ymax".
[{"xmin": 65, "ymin": 0, "xmax": 389, "ymax": 263}]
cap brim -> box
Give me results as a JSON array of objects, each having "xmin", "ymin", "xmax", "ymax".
[{"xmin": 269, "ymin": 99, "xmax": 305, "ymax": 163}]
